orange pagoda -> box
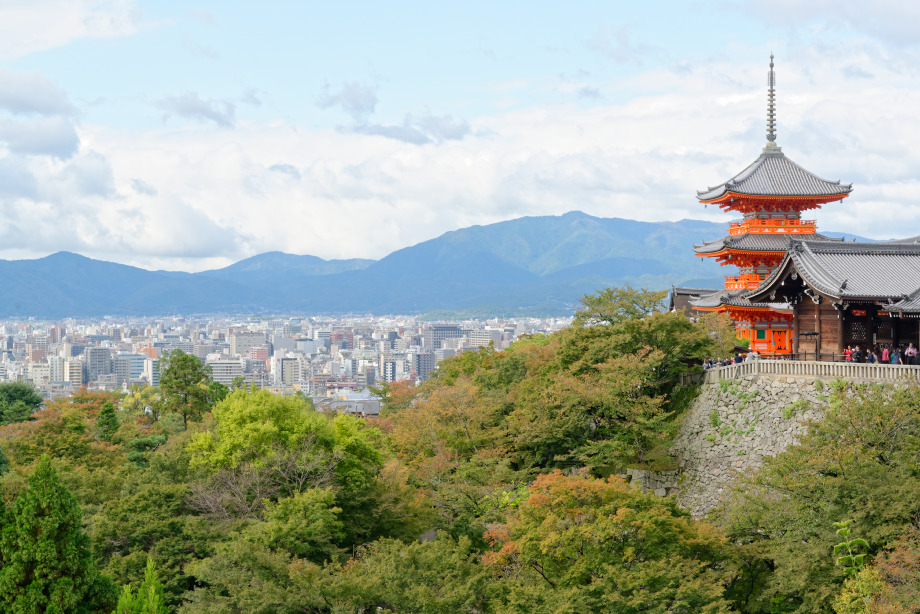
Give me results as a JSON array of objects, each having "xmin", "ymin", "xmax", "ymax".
[{"xmin": 690, "ymin": 56, "xmax": 852, "ymax": 355}]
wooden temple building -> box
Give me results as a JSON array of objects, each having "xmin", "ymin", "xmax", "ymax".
[{"xmin": 676, "ymin": 57, "xmax": 920, "ymax": 358}]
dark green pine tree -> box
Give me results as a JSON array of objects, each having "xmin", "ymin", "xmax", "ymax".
[
  {"xmin": 0, "ymin": 455, "xmax": 101, "ymax": 612},
  {"xmin": 0, "ymin": 444, "xmax": 10, "ymax": 475},
  {"xmin": 97, "ymin": 401, "xmax": 119, "ymax": 442}
]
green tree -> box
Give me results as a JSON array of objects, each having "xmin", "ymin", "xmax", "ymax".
[
  {"xmin": 114, "ymin": 558, "xmax": 168, "ymax": 614},
  {"xmin": 0, "ymin": 445, "xmax": 9, "ymax": 476},
  {"xmin": 0, "ymin": 455, "xmax": 113, "ymax": 613},
  {"xmin": 206, "ymin": 381, "xmax": 228, "ymax": 406},
  {"xmin": 93, "ymin": 482, "xmax": 218, "ymax": 607},
  {"xmin": 158, "ymin": 350, "xmax": 213, "ymax": 430},
  {"xmin": 508, "ymin": 345, "xmax": 674, "ymax": 469},
  {"xmin": 121, "ymin": 385, "xmax": 162, "ymax": 422},
  {"xmin": 188, "ymin": 388, "xmax": 331, "ymax": 470},
  {"xmin": 718, "ymin": 382, "xmax": 920, "ymax": 612},
  {"xmin": 182, "ymin": 539, "xmax": 314, "ymax": 614},
  {"xmin": 97, "ymin": 401, "xmax": 119, "ymax": 442},
  {"xmin": 327, "ymin": 536, "xmax": 491, "ymax": 614},
  {"xmin": 573, "ymin": 286, "xmax": 667, "ymax": 327},
  {"xmin": 698, "ymin": 312, "xmax": 742, "ymax": 357},
  {"xmin": 0, "ymin": 381, "xmax": 44, "ymax": 425},
  {"xmin": 250, "ymin": 488, "xmax": 345, "ymax": 563},
  {"xmin": 125, "ymin": 435, "xmax": 168, "ymax": 469},
  {"xmin": 831, "ymin": 521, "xmax": 872, "ymax": 614}
]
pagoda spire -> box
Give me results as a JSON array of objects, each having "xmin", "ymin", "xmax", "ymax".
[{"xmin": 765, "ymin": 54, "xmax": 780, "ymax": 152}]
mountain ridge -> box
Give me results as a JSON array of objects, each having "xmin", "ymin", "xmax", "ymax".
[{"xmin": 0, "ymin": 211, "xmax": 871, "ymax": 317}]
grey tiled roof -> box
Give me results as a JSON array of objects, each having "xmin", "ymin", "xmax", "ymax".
[
  {"xmin": 890, "ymin": 289, "xmax": 920, "ymax": 313},
  {"xmin": 885, "ymin": 235, "xmax": 920, "ymax": 244},
  {"xmin": 751, "ymin": 239, "xmax": 920, "ymax": 302},
  {"xmin": 697, "ymin": 151, "xmax": 853, "ymax": 201},
  {"xmin": 693, "ymin": 232, "xmax": 838, "ymax": 255},
  {"xmin": 689, "ymin": 288, "xmax": 790, "ymax": 312},
  {"xmin": 672, "ymin": 286, "xmax": 721, "ymax": 296}
]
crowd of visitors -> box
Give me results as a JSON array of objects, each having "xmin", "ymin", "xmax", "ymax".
[
  {"xmin": 702, "ymin": 351, "xmax": 761, "ymax": 369},
  {"xmin": 702, "ymin": 342, "xmax": 920, "ymax": 368},
  {"xmin": 845, "ymin": 342, "xmax": 918, "ymax": 365}
]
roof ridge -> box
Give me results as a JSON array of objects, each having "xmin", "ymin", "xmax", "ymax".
[{"xmin": 776, "ymin": 152, "xmax": 852, "ymax": 190}]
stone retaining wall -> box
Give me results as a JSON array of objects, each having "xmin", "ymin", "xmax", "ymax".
[{"xmin": 629, "ymin": 374, "xmax": 830, "ymax": 517}]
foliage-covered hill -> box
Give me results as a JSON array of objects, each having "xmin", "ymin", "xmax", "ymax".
[{"xmin": 1, "ymin": 291, "xmax": 918, "ymax": 612}]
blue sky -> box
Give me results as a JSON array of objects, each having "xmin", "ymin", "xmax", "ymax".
[{"xmin": 1, "ymin": 0, "xmax": 919, "ymax": 270}]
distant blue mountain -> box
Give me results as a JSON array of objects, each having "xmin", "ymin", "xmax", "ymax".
[
  {"xmin": 198, "ymin": 252, "xmax": 373, "ymax": 283},
  {"xmin": 0, "ymin": 212, "xmax": 864, "ymax": 317}
]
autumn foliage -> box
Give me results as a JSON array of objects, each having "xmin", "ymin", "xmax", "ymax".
[{"xmin": 7, "ymin": 287, "xmax": 912, "ymax": 612}]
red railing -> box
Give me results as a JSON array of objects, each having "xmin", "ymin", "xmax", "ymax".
[{"xmin": 728, "ymin": 218, "xmax": 817, "ymax": 236}]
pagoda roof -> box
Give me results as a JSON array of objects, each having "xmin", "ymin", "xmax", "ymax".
[
  {"xmin": 697, "ymin": 150, "xmax": 853, "ymax": 202},
  {"xmin": 748, "ymin": 239, "xmax": 920, "ymax": 304},
  {"xmin": 693, "ymin": 231, "xmax": 838, "ymax": 255},
  {"xmin": 689, "ymin": 288, "xmax": 790, "ymax": 312}
]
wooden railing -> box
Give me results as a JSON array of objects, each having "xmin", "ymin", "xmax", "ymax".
[
  {"xmin": 728, "ymin": 218, "xmax": 817, "ymax": 236},
  {"xmin": 679, "ymin": 360, "xmax": 920, "ymax": 386}
]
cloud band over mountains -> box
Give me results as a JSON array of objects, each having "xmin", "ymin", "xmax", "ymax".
[{"xmin": 0, "ymin": 1, "xmax": 919, "ymax": 273}]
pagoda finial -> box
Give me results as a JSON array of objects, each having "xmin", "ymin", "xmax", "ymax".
[{"xmin": 766, "ymin": 53, "xmax": 778, "ymax": 149}]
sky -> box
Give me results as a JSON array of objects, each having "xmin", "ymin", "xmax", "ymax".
[{"xmin": 1, "ymin": 0, "xmax": 920, "ymax": 271}]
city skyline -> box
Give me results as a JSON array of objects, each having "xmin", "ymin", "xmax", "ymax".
[
  {"xmin": 1, "ymin": 1, "xmax": 919, "ymax": 271},
  {"xmin": 0, "ymin": 312, "xmax": 568, "ymax": 410}
]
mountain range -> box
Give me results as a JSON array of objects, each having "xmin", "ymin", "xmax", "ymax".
[{"xmin": 0, "ymin": 211, "xmax": 867, "ymax": 318}]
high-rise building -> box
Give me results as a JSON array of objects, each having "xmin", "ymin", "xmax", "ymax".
[
  {"xmin": 64, "ymin": 361, "xmax": 85, "ymax": 387},
  {"xmin": 143, "ymin": 359, "xmax": 160, "ymax": 387},
  {"xmin": 230, "ymin": 332, "xmax": 266, "ymax": 357},
  {"xmin": 422, "ymin": 325, "xmax": 463, "ymax": 350},
  {"xmin": 84, "ymin": 347, "xmax": 112, "ymax": 382},
  {"xmin": 280, "ymin": 357, "xmax": 302, "ymax": 386},
  {"xmin": 209, "ymin": 360, "xmax": 243, "ymax": 386},
  {"xmin": 409, "ymin": 351, "xmax": 435, "ymax": 381},
  {"xmin": 113, "ymin": 353, "xmax": 146, "ymax": 384},
  {"xmin": 48, "ymin": 355, "xmax": 66, "ymax": 382}
]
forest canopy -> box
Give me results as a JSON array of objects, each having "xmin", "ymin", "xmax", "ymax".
[{"xmin": 1, "ymin": 288, "xmax": 913, "ymax": 613}]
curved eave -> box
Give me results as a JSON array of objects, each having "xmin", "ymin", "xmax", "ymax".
[
  {"xmin": 726, "ymin": 304, "xmax": 790, "ymax": 312},
  {"xmin": 699, "ymin": 191, "xmax": 852, "ymax": 206},
  {"xmin": 695, "ymin": 248, "xmax": 786, "ymax": 259},
  {"xmin": 746, "ymin": 250, "xmax": 845, "ymax": 304},
  {"xmin": 745, "ymin": 254, "xmax": 797, "ymax": 302},
  {"xmin": 692, "ymin": 304, "xmax": 725, "ymax": 312}
]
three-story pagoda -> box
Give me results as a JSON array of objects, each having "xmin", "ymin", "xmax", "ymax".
[{"xmin": 690, "ymin": 56, "xmax": 853, "ymax": 355}]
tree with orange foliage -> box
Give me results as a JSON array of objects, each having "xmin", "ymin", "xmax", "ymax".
[
  {"xmin": 484, "ymin": 470, "xmax": 733, "ymax": 613},
  {"xmin": 388, "ymin": 376, "xmax": 499, "ymax": 470},
  {"xmin": 372, "ymin": 379, "xmax": 418, "ymax": 415},
  {"xmin": 0, "ymin": 389, "xmax": 124, "ymax": 471},
  {"xmin": 835, "ymin": 525, "xmax": 920, "ymax": 613}
]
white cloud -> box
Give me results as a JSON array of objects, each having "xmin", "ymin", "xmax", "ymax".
[
  {"xmin": 745, "ymin": 0, "xmax": 920, "ymax": 47},
  {"xmin": 0, "ymin": 68, "xmax": 76, "ymax": 116},
  {"xmin": 130, "ymin": 178, "xmax": 157, "ymax": 196},
  {"xmin": 317, "ymin": 82, "xmax": 379, "ymax": 123},
  {"xmin": 0, "ymin": 116, "xmax": 80, "ymax": 158},
  {"xmin": 2, "ymin": 37, "xmax": 920, "ymax": 273},
  {"xmin": 0, "ymin": 0, "xmax": 149, "ymax": 61},
  {"xmin": 155, "ymin": 93, "xmax": 236, "ymax": 128}
]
